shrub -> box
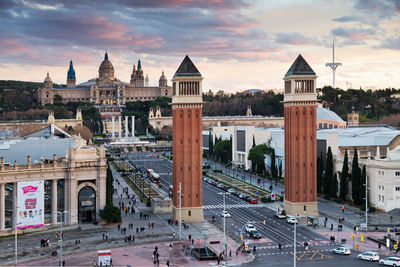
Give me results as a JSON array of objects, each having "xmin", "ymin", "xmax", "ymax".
[
  {"xmin": 99, "ymin": 204, "xmax": 122, "ymax": 223},
  {"xmin": 213, "ymin": 170, "xmax": 222, "ymax": 173}
]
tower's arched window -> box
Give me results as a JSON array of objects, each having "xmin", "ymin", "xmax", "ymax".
[{"xmin": 46, "ymin": 92, "xmax": 49, "ymax": 98}]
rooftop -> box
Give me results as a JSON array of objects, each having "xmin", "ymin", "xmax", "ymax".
[
  {"xmin": 174, "ymin": 55, "xmax": 201, "ymax": 78},
  {"xmin": 285, "ymin": 54, "xmax": 316, "ymax": 77}
]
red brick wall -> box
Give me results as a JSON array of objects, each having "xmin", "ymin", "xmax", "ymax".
[
  {"xmin": 284, "ymin": 105, "xmax": 317, "ymax": 203},
  {"xmin": 172, "ymin": 107, "xmax": 203, "ymax": 208}
]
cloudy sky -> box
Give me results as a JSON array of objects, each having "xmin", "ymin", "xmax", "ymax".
[{"xmin": 0, "ymin": 0, "xmax": 399, "ymax": 92}]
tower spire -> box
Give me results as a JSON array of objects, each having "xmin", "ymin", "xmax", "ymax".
[{"xmin": 326, "ymin": 39, "xmax": 342, "ymax": 89}]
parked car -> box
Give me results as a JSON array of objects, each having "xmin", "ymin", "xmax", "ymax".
[
  {"xmin": 274, "ymin": 212, "xmax": 286, "ymax": 219},
  {"xmin": 245, "ymin": 224, "xmax": 256, "ymax": 233},
  {"xmin": 232, "ymin": 191, "xmax": 240, "ymax": 197},
  {"xmin": 244, "ymin": 196, "xmax": 252, "ymax": 202},
  {"xmin": 286, "ymin": 216, "xmax": 297, "ymax": 224},
  {"xmin": 249, "ymin": 230, "xmax": 261, "ymax": 239},
  {"xmin": 249, "ymin": 199, "xmax": 258, "ymax": 204},
  {"xmin": 228, "ymin": 189, "xmax": 235, "ymax": 193},
  {"xmin": 379, "ymin": 257, "xmax": 400, "ymax": 266},
  {"xmin": 331, "ymin": 247, "xmax": 351, "ymax": 255},
  {"xmin": 209, "ymin": 181, "xmax": 215, "ymax": 185},
  {"xmin": 220, "ymin": 211, "xmax": 231, "ymax": 218},
  {"xmin": 217, "ymin": 183, "xmax": 224, "ymax": 188},
  {"xmin": 357, "ymin": 252, "xmax": 379, "ymax": 261},
  {"xmin": 222, "ymin": 186, "xmax": 229, "ymax": 192},
  {"xmin": 238, "ymin": 193, "xmax": 246, "ymax": 199}
]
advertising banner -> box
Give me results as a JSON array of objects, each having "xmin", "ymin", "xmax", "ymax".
[{"xmin": 17, "ymin": 180, "xmax": 44, "ymax": 229}]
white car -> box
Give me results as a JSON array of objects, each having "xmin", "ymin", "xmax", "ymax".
[
  {"xmin": 245, "ymin": 224, "xmax": 256, "ymax": 233},
  {"xmin": 358, "ymin": 252, "xmax": 379, "ymax": 261},
  {"xmin": 220, "ymin": 211, "xmax": 231, "ymax": 218},
  {"xmin": 228, "ymin": 189, "xmax": 235, "ymax": 193},
  {"xmin": 331, "ymin": 247, "xmax": 351, "ymax": 255},
  {"xmin": 379, "ymin": 257, "xmax": 400, "ymax": 266},
  {"xmin": 286, "ymin": 216, "xmax": 297, "ymax": 224}
]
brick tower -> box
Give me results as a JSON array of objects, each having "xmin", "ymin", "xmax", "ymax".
[
  {"xmin": 283, "ymin": 55, "xmax": 319, "ymax": 217},
  {"xmin": 172, "ymin": 55, "xmax": 204, "ymax": 222}
]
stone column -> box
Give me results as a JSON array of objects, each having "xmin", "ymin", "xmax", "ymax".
[
  {"xmin": 12, "ymin": 182, "xmax": 17, "ymax": 229},
  {"xmin": 51, "ymin": 179, "xmax": 58, "ymax": 224},
  {"xmin": 111, "ymin": 116, "xmax": 115, "ymax": 138},
  {"xmin": 124, "ymin": 116, "xmax": 129, "ymax": 137},
  {"xmin": 131, "ymin": 116, "xmax": 135, "ymax": 137},
  {"xmin": 0, "ymin": 184, "xmax": 5, "ymax": 230},
  {"xmin": 118, "ymin": 116, "xmax": 122, "ymax": 138}
]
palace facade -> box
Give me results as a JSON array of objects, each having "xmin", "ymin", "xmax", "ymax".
[{"xmin": 38, "ymin": 52, "xmax": 172, "ymax": 106}]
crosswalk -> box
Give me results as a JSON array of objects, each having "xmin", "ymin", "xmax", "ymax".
[{"xmin": 203, "ymin": 203, "xmax": 265, "ymax": 210}]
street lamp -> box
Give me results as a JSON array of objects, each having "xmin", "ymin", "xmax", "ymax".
[
  {"xmin": 54, "ymin": 211, "xmax": 69, "ymax": 266},
  {"xmin": 364, "ymin": 176, "xmax": 369, "ymax": 231},
  {"xmin": 219, "ymin": 192, "xmax": 229, "ymax": 262},
  {"xmin": 293, "ymin": 214, "xmax": 298, "ymax": 267}
]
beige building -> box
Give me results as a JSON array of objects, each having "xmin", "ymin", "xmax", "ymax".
[
  {"xmin": 0, "ymin": 136, "xmax": 107, "ymax": 233},
  {"xmin": 149, "ymin": 106, "xmax": 285, "ymax": 131},
  {"xmin": 38, "ymin": 53, "xmax": 172, "ymax": 106}
]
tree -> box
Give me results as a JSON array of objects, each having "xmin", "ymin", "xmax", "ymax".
[
  {"xmin": 270, "ymin": 148, "xmax": 277, "ymax": 181},
  {"xmin": 339, "ymin": 149, "xmax": 349, "ymax": 202},
  {"xmin": 317, "ymin": 153, "xmax": 323, "ymax": 194},
  {"xmin": 248, "ymin": 144, "xmax": 273, "ymax": 175},
  {"xmin": 99, "ymin": 204, "xmax": 122, "ymax": 223},
  {"xmin": 208, "ymin": 132, "xmax": 214, "ymax": 158},
  {"xmin": 352, "ymin": 149, "xmax": 360, "ymax": 204},
  {"xmin": 213, "ymin": 139, "xmax": 231, "ymax": 164},
  {"xmin": 324, "ymin": 147, "xmax": 333, "ymax": 199},
  {"xmin": 278, "ymin": 161, "xmax": 282, "ymax": 180},
  {"xmin": 106, "ymin": 166, "xmax": 114, "ymax": 205}
]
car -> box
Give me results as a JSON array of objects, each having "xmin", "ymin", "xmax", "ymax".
[
  {"xmin": 274, "ymin": 213, "xmax": 286, "ymax": 219},
  {"xmin": 249, "ymin": 199, "xmax": 258, "ymax": 204},
  {"xmin": 249, "ymin": 230, "xmax": 261, "ymax": 239},
  {"xmin": 217, "ymin": 183, "xmax": 224, "ymax": 188},
  {"xmin": 238, "ymin": 193, "xmax": 246, "ymax": 199},
  {"xmin": 244, "ymin": 196, "xmax": 252, "ymax": 202},
  {"xmin": 357, "ymin": 252, "xmax": 379, "ymax": 262},
  {"xmin": 222, "ymin": 186, "xmax": 229, "ymax": 192},
  {"xmin": 245, "ymin": 224, "xmax": 256, "ymax": 233},
  {"xmin": 286, "ymin": 216, "xmax": 298, "ymax": 224},
  {"xmin": 209, "ymin": 181, "xmax": 215, "ymax": 185},
  {"xmin": 228, "ymin": 189, "xmax": 235, "ymax": 193},
  {"xmin": 220, "ymin": 211, "xmax": 231, "ymax": 218},
  {"xmin": 331, "ymin": 247, "xmax": 351, "ymax": 255},
  {"xmin": 232, "ymin": 191, "xmax": 240, "ymax": 197},
  {"xmin": 379, "ymin": 257, "xmax": 400, "ymax": 266}
]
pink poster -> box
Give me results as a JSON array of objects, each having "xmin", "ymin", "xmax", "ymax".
[{"xmin": 17, "ymin": 180, "xmax": 44, "ymax": 229}]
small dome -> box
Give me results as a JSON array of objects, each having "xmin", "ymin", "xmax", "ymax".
[
  {"xmin": 44, "ymin": 72, "xmax": 52, "ymax": 82},
  {"xmin": 99, "ymin": 52, "xmax": 114, "ymax": 79},
  {"xmin": 159, "ymin": 71, "xmax": 167, "ymax": 81}
]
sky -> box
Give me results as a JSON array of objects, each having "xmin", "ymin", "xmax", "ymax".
[{"xmin": 0, "ymin": 0, "xmax": 399, "ymax": 92}]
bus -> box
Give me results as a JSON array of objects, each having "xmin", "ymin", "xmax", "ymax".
[{"xmin": 146, "ymin": 168, "xmax": 160, "ymax": 184}]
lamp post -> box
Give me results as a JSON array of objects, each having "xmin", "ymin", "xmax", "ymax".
[
  {"xmin": 178, "ymin": 182, "xmax": 183, "ymax": 240},
  {"xmin": 364, "ymin": 176, "xmax": 369, "ymax": 231},
  {"xmin": 55, "ymin": 211, "xmax": 69, "ymax": 266},
  {"xmin": 219, "ymin": 192, "xmax": 229, "ymax": 262},
  {"xmin": 293, "ymin": 214, "xmax": 298, "ymax": 267}
]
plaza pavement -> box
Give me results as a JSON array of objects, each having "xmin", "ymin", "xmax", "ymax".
[{"xmin": 9, "ymin": 164, "xmax": 252, "ymax": 266}]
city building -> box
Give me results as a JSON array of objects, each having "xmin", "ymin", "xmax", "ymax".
[
  {"xmin": 0, "ymin": 109, "xmax": 83, "ymax": 140},
  {"xmin": 0, "ymin": 136, "xmax": 107, "ymax": 233},
  {"xmin": 172, "ymin": 55, "xmax": 204, "ymax": 222},
  {"xmin": 283, "ymin": 54, "xmax": 319, "ymax": 217},
  {"xmin": 38, "ymin": 53, "xmax": 172, "ymax": 106}
]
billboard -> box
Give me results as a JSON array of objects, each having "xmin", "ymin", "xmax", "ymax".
[{"xmin": 17, "ymin": 180, "xmax": 44, "ymax": 229}]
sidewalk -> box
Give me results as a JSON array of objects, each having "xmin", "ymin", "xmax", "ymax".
[{"xmin": 9, "ymin": 163, "xmax": 253, "ymax": 266}]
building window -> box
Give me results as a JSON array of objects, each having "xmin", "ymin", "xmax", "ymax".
[
  {"xmin": 396, "ymin": 187, "xmax": 400, "ymax": 191},
  {"xmin": 188, "ymin": 211, "xmax": 191, "ymax": 216},
  {"xmin": 324, "ymin": 123, "xmax": 327, "ymax": 128},
  {"xmin": 304, "ymin": 205, "xmax": 306, "ymax": 211},
  {"xmin": 382, "ymin": 195, "xmax": 384, "ymax": 202},
  {"xmin": 379, "ymin": 185, "xmax": 381, "ymax": 190},
  {"xmin": 379, "ymin": 195, "xmax": 381, "ymax": 201},
  {"xmin": 319, "ymin": 123, "xmax": 322, "ymax": 129},
  {"xmin": 334, "ymin": 125, "xmax": 338, "ymax": 128},
  {"xmin": 396, "ymin": 172, "xmax": 400, "ymax": 176}
]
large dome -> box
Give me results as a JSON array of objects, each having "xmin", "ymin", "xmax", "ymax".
[{"xmin": 99, "ymin": 52, "xmax": 114, "ymax": 79}]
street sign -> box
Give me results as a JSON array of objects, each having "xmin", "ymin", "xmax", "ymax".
[
  {"xmin": 256, "ymin": 191, "xmax": 259, "ymax": 195},
  {"xmin": 361, "ymin": 234, "xmax": 364, "ymax": 243},
  {"xmin": 394, "ymin": 244, "xmax": 398, "ymax": 250},
  {"xmin": 277, "ymin": 203, "xmax": 280, "ymax": 208},
  {"xmin": 197, "ymin": 239, "xmax": 201, "ymax": 245},
  {"xmin": 388, "ymin": 228, "xmax": 391, "ymax": 233},
  {"xmin": 271, "ymin": 194, "xmax": 275, "ymax": 201}
]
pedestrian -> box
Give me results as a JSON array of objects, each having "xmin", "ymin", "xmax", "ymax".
[
  {"xmin": 324, "ymin": 221, "xmax": 326, "ymax": 227},
  {"xmin": 148, "ymin": 222, "xmax": 151, "ymax": 229},
  {"xmin": 217, "ymin": 257, "xmax": 220, "ymax": 265},
  {"xmin": 330, "ymin": 223, "xmax": 333, "ymax": 231},
  {"xmin": 379, "ymin": 243, "xmax": 381, "ymax": 250},
  {"xmin": 102, "ymin": 233, "xmax": 105, "ymax": 240},
  {"xmin": 136, "ymin": 227, "xmax": 139, "ymax": 234},
  {"xmin": 278, "ymin": 243, "xmax": 282, "ymax": 251},
  {"xmin": 166, "ymin": 260, "xmax": 170, "ymax": 267},
  {"xmin": 106, "ymin": 233, "xmax": 109, "ymax": 240},
  {"xmin": 229, "ymin": 250, "xmax": 232, "ymax": 258},
  {"xmin": 253, "ymin": 245, "xmax": 256, "ymax": 253},
  {"xmin": 152, "ymin": 222, "xmax": 154, "ymax": 229},
  {"xmin": 169, "ymin": 243, "xmax": 172, "ymax": 250},
  {"xmin": 140, "ymin": 212, "xmax": 143, "ymax": 219},
  {"xmin": 118, "ymin": 224, "xmax": 120, "ymax": 231}
]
